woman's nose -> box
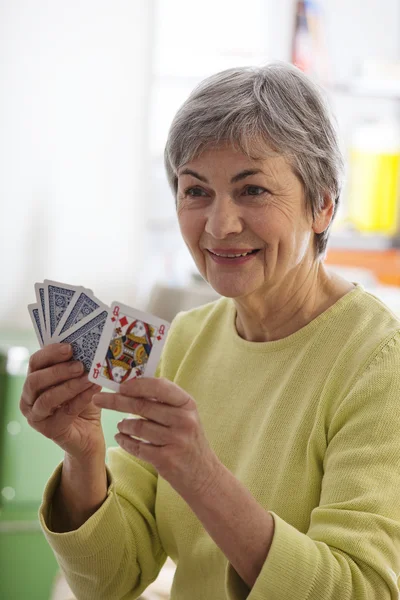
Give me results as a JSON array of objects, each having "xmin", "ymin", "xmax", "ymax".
[{"xmin": 204, "ymin": 195, "xmax": 244, "ymax": 238}]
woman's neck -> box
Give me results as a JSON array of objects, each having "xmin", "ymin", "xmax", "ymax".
[{"xmin": 234, "ymin": 268, "xmax": 355, "ymax": 343}]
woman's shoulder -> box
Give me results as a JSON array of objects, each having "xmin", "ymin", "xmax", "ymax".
[
  {"xmin": 353, "ymin": 287, "xmax": 400, "ymax": 370},
  {"xmin": 322, "ymin": 282, "xmax": 400, "ymax": 403},
  {"xmin": 348, "ymin": 283, "xmax": 400, "ymax": 340}
]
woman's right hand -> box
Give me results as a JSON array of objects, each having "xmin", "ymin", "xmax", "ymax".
[{"xmin": 20, "ymin": 343, "xmax": 105, "ymax": 460}]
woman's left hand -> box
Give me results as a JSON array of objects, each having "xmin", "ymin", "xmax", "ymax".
[{"xmin": 92, "ymin": 377, "xmax": 221, "ymax": 498}]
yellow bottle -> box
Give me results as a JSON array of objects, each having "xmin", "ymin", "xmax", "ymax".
[{"xmin": 347, "ymin": 119, "xmax": 400, "ymax": 235}]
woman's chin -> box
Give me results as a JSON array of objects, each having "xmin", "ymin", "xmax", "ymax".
[{"xmin": 206, "ymin": 276, "xmax": 260, "ymax": 299}]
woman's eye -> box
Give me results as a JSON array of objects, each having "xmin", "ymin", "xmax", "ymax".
[
  {"xmin": 184, "ymin": 187, "xmax": 208, "ymax": 197},
  {"xmin": 243, "ymin": 185, "xmax": 268, "ymax": 196}
]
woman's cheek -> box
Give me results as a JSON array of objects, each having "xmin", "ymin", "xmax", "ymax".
[{"xmin": 179, "ymin": 213, "xmax": 202, "ymax": 247}]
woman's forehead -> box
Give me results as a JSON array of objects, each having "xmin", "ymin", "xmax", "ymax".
[{"xmin": 178, "ymin": 146, "xmax": 291, "ymax": 179}]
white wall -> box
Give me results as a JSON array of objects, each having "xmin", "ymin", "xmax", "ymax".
[
  {"xmin": 0, "ymin": 0, "xmax": 155, "ymax": 327},
  {"xmin": 265, "ymin": 0, "xmax": 400, "ymax": 146},
  {"xmin": 265, "ymin": 0, "xmax": 400, "ymax": 74}
]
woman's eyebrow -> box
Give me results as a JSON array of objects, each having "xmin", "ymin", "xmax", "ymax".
[
  {"xmin": 230, "ymin": 169, "xmax": 263, "ymax": 183},
  {"xmin": 179, "ymin": 169, "xmax": 208, "ymax": 183},
  {"xmin": 178, "ymin": 168, "xmax": 265, "ymax": 183}
]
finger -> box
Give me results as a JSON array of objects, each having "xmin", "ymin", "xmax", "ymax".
[
  {"xmin": 28, "ymin": 343, "xmax": 73, "ymax": 374},
  {"xmin": 93, "ymin": 393, "xmax": 183, "ymax": 427},
  {"xmin": 26, "ymin": 360, "xmax": 85, "ymax": 405},
  {"xmin": 30, "ymin": 373, "xmax": 93, "ymax": 420},
  {"xmin": 37, "ymin": 384, "xmax": 103, "ymax": 441},
  {"xmin": 115, "ymin": 433, "xmax": 157, "ymax": 461},
  {"xmin": 119, "ymin": 377, "xmax": 193, "ymax": 409},
  {"xmin": 62, "ymin": 383, "xmax": 102, "ymax": 417},
  {"xmin": 117, "ymin": 417, "xmax": 169, "ymax": 446}
]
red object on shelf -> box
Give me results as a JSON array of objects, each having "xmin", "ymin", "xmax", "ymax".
[
  {"xmin": 325, "ymin": 248, "xmax": 400, "ymax": 286},
  {"xmin": 292, "ymin": 1, "xmax": 312, "ymax": 73}
]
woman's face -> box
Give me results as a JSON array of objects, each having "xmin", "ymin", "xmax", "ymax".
[{"xmin": 176, "ymin": 144, "xmax": 328, "ymax": 299}]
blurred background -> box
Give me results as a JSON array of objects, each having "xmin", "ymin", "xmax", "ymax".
[{"xmin": 1, "ymin": 0, "xmax": 400, "ymax": 598}]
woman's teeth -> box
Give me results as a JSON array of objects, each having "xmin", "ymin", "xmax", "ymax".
[{"xmin": 212, "ymin": 250, "xmax": 258, "ymax": 258}]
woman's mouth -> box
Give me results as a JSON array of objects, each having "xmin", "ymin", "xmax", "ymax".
[{"xmin": 207, "ymin": 249, "xmax": 260, "ymax": 265}]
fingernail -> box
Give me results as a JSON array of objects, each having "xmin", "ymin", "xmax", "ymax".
[
  {"xmin": 60, "ymin": 344, "xmax": 71, "ymax": 355},
  {"xmin": 70, "ymin": 362, "xmax": 83, "ymax": 374}
]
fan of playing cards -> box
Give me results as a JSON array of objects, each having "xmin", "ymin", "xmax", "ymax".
[{"xmin": 28, "ymin": 280, "xmax": 170, "ymax": 392}]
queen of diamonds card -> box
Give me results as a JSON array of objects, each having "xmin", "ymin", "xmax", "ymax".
[
  {"xmin": 102, "ymin": 317, "xmax": 156, "ymax": 384},
  {"xmin": 89, "ymin": 302, "xmax": 170, "ymax": 392}
]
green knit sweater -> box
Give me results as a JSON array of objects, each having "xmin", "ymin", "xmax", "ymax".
[{"xmin": 39, "ymin": 282, "xmax": 400, "ymax": 599}]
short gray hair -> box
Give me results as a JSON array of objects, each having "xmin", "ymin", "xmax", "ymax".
[{"xmin": 164, "ymin": 62, "xmax": 344, "ymax": 259}]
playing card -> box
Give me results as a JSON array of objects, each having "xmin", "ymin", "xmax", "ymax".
[
  {"xmin": 28, "ymin": 303, "xmax": 44, "ymax": 347},
  {"xmin": 88, "ymin": 302, "xmax": 170, "ymax": 392},
  {"xmin": 53, "ymin": 290, "xmax": 107, "ymax": 339},
  {"xmin": 34, "ymin": 283, "xmax": 49, "ymax": 345},
  {"xmin": 43, "ymin": 280, "xmax": 84, "ymax": 340},
  {"xmin": 56, "ymin": 308, "xmax": 109, "ymax": 372}
]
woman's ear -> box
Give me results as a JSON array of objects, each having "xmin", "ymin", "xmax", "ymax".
[{"xmin": 312, "ymin": 193, "xmax": 335, "ymax": 234}]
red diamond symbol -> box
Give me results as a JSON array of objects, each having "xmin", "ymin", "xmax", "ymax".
[
  {"xmin": 111, "ymin": 316, "xmax": 116, "ymax": 322},
  {"xmin": 119, "ymin": 316, "xmax": 128, "ymax": 327},
  {"xmin": 96, "ymin": 362, "xmax": 101, "ymax": 368},
  {"xmin": 157, "ymin": 335, "xmax": 162, "ymax": 340}
]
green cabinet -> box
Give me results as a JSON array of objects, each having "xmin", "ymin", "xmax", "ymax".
[
  {"xmin": 0, "ymin": 511, "xmax": 60, "ymax": 600},
  {"xmin": 0, "ymin": 336, "xmax": 123, "ymax": 599}
]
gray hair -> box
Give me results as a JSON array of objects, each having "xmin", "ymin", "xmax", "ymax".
[{"xmin": 164, "ymin": 62, "xmax": 344, "ymax": 259}]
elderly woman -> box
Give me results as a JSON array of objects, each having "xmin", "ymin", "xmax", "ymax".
[{"xmin": 20, "ymin": 63, "xmax": 400, "ymax": 600}]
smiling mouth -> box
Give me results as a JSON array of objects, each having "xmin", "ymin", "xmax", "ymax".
[{"xmin": 207, "ymin": 249, "xmax": 260, "ymax": 258}]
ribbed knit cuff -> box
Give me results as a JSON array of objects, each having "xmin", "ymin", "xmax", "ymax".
[
  {"xmin": 225, "ymin": 512, "xmax": 318, "ymax": 600},
  {"xmin": 38, "ymin": 462, "xmax": 122, "ymax": 558}
]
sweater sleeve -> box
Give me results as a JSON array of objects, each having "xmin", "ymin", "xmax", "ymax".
[
  {"xmin": 38, "ymin": 353, "xmax": 170, "ymax": 600},
  {"xmin": 225, "ymin": 331, "xmax": 400, "ymax": 600},
  {"xmin": 39, "ymin": 446, "xmax": 167, "ymax": 600}
]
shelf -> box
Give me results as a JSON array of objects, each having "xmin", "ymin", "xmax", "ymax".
[
  {"xmin": 329, "ymin": 231, "xmax": 400, "ymax": 251},
  {"xmin": 326, "ymin": 247, "xmax": 400, "ymax": 286},
  {"xmin": 332, "ymin": 80, "xmax": 400, "ymax": 100}
]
